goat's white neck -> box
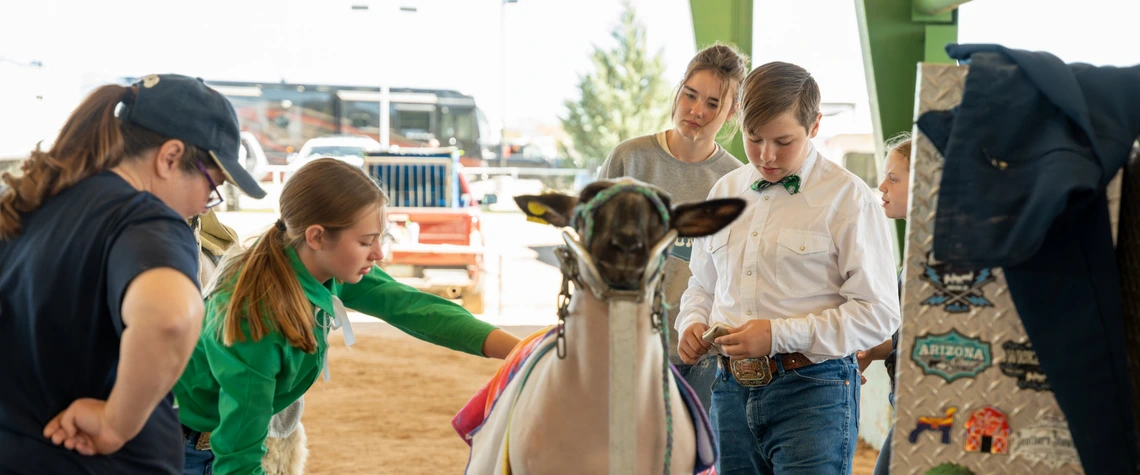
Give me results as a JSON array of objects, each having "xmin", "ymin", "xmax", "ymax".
[{"xmin": 558, "ymin": 284, "xmax": 666, "ymax": 390}]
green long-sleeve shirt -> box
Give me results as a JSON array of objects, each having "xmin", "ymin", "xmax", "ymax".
[{"xmin": 173, "ymin": 246, "xmax": 496, "ymax": 474}]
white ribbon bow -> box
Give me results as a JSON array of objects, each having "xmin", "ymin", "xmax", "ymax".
[{"xmin": 321, "ymin": 295, "xmax": 355, "ymax": 381}]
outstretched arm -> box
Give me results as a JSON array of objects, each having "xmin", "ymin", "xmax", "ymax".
[
  {"xmin": 340, "ymin": 267, "xmax": 519, "ymax": 358},
  {"xmin": 481, "ymin": 329, "xmax": 521, "ymax": 359}
]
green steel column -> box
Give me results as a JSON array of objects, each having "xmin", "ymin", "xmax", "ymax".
[
  {"xmin": 855, "ymin": 0, "xmax": 959, "ymax": 262},
  {"xmin": 690, "ymin": 0, "xmax": 752, "ymax": 163},
  {"xmin": 914, "ymin": 0, "xmax": 972, "ymax": 15}
]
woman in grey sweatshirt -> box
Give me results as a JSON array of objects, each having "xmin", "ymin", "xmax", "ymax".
[{"xmin": 597, "ymin": 43, "xmax": 748, "ymax": 411}]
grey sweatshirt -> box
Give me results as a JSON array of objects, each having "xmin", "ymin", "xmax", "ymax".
[{"xmin": 598, "ymin": 132, "xmax": 743, "ymax": 364}]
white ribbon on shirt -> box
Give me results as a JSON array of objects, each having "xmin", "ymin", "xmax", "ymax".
[{"xmin": 321, "ymin": 295, "xmax": 355, "ymax": 381}]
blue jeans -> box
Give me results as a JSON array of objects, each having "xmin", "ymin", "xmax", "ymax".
[
  {"xmin": 711, "ymin": 355, "xmax": 860, "ymax": 475},
  {"xmin": 676, "ymin": 354, "xmax": 718, "ymax": 413},
  {"xmin": 183, "ymin": 431, "xmax": 214, "ymax": 475},
  {"xmin": 870, "ymin": 426, "xmax": 889, "ymax": 473},
  {"xmin": 873, "ymin": 393, "xmax": 896, "ymax": 475}
]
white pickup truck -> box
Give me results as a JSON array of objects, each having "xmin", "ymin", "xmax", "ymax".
[{"xmin": 223, "ymin": 131, "xmax": 271, "ymax": 211}]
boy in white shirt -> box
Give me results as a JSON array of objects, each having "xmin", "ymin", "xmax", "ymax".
[{"xmin": 675, "ymin": 61, "xmax": 900, "ymax": 475}]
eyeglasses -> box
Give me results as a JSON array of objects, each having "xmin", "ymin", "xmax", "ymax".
[{"xmin": 195, "ymin": 160, "xmax": 224, "ymax": 209}]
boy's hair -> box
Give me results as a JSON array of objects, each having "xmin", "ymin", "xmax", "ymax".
[{"xmin": 740, "ymin": 61, "xmax": 821, "ymax": 135}]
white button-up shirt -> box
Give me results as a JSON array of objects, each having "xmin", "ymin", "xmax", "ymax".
[{"xmin": 675, "ymin": 146, "xmax": 900, "ymax": 363}]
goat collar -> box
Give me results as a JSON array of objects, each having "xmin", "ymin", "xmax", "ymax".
[{"xmin": 570, "ymin": 183, "xmax": 671, "ymax": 246}]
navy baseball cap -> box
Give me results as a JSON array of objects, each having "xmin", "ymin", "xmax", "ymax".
[{"xmin": 122, "ymin": 74, "xmax": 267, "ymax": 199}]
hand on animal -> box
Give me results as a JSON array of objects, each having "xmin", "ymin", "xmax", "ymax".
[
  {"xmin": 715, "ymin": 319, "xmax": 773, "ymax": 360},
  {"xmin": 43, "ymin": 398, "xmax": 127, "ymax": 456},
  {"xmin": 856, "ymin": 350, "xmax": 871, "ymax": 385},
  {"xmin": 678, "ymin": 322, "xmax": 712, "ymax": 364}
]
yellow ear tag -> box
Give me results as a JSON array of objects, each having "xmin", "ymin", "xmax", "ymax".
[
  {"xmin": 524, "ymin": 202, "xmax": 551, "ymax": 224},
  {"xmin": 527, "ymin": 202, "xmax": 549, "ymax": 216}
]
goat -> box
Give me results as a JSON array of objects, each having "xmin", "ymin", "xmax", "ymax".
[{"xmin": 454, "ymin": 178, "xmax": 745, "ymax": 475}]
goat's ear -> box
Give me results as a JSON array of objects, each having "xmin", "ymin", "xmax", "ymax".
[
  {"xmin": 514, "ymin": 193, "xmax": 578, "ymax": 228},
  {"xmin": 671, "ymin": 198, "xmax": 747, "ymax": 237}
]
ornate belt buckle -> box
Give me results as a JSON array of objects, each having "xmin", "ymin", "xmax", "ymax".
[
  {"xmin": 195, "ymin": 432, "xmax": 211, "ymax": 451},
  {"xmin": 730, "ymin": 356, "xmax": 773, "ymax": 387}
]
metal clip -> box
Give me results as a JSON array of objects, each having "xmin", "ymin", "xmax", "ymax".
[{"xmin": 555, "ymin": 246, "xmax": 577, "ymax": 359}]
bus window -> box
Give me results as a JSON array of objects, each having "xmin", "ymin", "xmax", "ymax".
[
  {"xmin": 341, "ymin": 100, "xmax": 381, "ymax": 141},
  {"xmin": 227, "ymin": 87, "xmax": 333, "ymax": 164},
  {"xmin": 391, "ymin": 104, "xmax": 436, "ymax": 143},
  {"xmin": 441, "ymin": 106, "xmax": 477, "ymax": 148}
]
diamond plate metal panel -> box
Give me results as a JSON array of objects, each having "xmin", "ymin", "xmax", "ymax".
[{"xmin": 890, "ymin": 63, "xmax": 1084, "ymax": 475}]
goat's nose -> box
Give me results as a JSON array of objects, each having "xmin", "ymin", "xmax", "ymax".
[{"xmin": 611, "ymin": 234, "xmax": 644, "ymax": 253}]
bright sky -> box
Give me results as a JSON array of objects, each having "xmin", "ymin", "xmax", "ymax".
[
  {"xmin": 0, "ymin": 0, "xmax": 869, "ymax": 129},
  {"xmin": 0, "ymin": 0, "xmax": 692, "ymax": 129},
  {"xmin": 958, "ymin": 0, "xmax": 1140, "ymax": 66},
  {"xmin": 2, "ymin": 0, "xmax": 1139, "ymax": 152}
]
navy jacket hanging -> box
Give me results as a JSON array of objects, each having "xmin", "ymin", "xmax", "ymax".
[{"xmin": 917, "ymin": 43, "xmax": 1140, "ymax": 474}]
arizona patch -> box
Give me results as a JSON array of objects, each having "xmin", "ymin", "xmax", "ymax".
[{"xmin": 912, "ymin": 330, "xmax": 992, "ymax": 382}]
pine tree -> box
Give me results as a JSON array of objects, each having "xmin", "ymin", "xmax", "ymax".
[{"xmin": 561, "ymin": 1, "xmax": 672, "ymax": 169}]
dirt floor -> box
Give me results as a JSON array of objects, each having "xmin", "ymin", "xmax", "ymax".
[{"xmin": 301, "ymin": 323, "xmax": 881, "ymax": 474}]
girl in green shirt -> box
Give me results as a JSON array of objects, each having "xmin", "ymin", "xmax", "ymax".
[{"xmin": 174, "ymin": 158, "xmax": 520, "ymax": 474}]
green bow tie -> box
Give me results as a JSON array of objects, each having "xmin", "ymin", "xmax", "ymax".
[{"xmin": 751, "ymin": 174, "xmax": 801, "ymax": 195}]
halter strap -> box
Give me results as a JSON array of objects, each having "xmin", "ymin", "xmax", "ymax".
[{"xmin": 569, "ymin": 184, "xmax": 671, "ymax": 246}]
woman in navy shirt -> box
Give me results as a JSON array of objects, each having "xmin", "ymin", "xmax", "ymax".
[{"xmin": 0, "ymin": 74, "xmax": 265, "ymax": 474}]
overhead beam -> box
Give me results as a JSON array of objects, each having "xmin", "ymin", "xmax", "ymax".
[
  {"xmin": 855, "ymin": 0, "xmax": 961, "ymax": 262},
  {"xmin": 914, "ymin": 0, "xmax": 973, "ymax": 16}
]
